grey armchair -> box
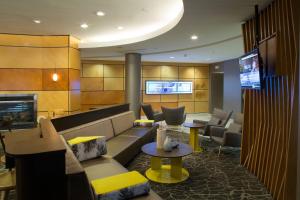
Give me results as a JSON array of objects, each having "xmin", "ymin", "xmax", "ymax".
[
  {"xmin": 141, "ymin": 104, "xmax": 164, "ymax": 122},
  {"xmin": 161, "ymin": 106, "xmax": 186, "ymax": 126},
  {"xmin": 210, "ymin": 113, "xmax": 244, "ymax": 156},
  {"xmin": 195, "ymin": 108, "xmax": 233, "ymax": 136}
]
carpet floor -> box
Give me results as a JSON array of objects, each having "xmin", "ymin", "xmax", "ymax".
[
  {"xmin": 127, "ymin": 132, "xmax": 273, "ymax": 200},
  {"xmin": 0, "ymin": 132, "xmax": 273, "ymax": 200}
]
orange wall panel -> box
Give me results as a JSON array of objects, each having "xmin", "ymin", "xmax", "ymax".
[
  {"xmin": 42, "ymin": 69, "xmax": 69, "ymax": 91},
  {"xmin": 0, "ymin": 69, "xmax": 43, "ymax": 90}
]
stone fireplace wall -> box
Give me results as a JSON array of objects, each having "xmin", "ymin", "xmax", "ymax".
[{"xmin": 0, "ymin": 34, "xmax": 81, "ymax": 118}]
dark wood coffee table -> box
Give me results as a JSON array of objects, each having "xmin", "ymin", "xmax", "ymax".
[
  {"xmin": 142, "ymin": 142, "xmax": 192, "ymax": 184},
  {"xmin": 183, "ymin": 122, "xmax": 205, "ymax": 152}
]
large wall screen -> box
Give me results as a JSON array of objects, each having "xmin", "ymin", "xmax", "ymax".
[{"xmin": 145, "ymin": 81, "xmax": 193, "ymax": 95}]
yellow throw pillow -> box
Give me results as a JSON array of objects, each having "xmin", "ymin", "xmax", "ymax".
[{"xmin": 91, "ymin": 171, "xmax": 150, "ymax": 199}]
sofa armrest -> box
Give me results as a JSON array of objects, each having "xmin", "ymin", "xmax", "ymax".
[
  {"xmin": 223, "ymin": 132, "xmax": 241, "ymax": 147},
  {"xmin": 210, "ymin": 126, "xmax": 226, "ymax": 138}
]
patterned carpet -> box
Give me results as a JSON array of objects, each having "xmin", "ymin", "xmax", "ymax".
[
  {"xmin": 0, "ymin": 132, "xmax": 273, "ymax": 200},
  {"xmin": 127, "ymin": 132, "xmax": 273, "ymax": 200}
]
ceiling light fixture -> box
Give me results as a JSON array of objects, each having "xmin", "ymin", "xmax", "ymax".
[
  {"xmin": 33, "ymin": 19, "xmax": 41, "ymax": 24},
  {"xmin": 96, "ymin": 11, "xmax": 105, "ymax": 16},
  {"xmin": 81, "ymin": 23, "xmax": 88, "ymax": 29},
  {"xmin": 117, "ymin": 26, "xmax": 124, "ymax": 30},
  {"xmin": 190, "ymin": 35, "xmax": 198, "ymax": 40},
  {"xmin": 170, "ymin": 56, "xmax": 175, "ymax": 59}
]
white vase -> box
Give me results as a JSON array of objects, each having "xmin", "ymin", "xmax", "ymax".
[
  {"xmin": 156, "ymin": 128, "xmax": 166, "ymax": 149},
  {"xmin": 163, "ymin": 136, "xmax": 173, "ymax": 152}
]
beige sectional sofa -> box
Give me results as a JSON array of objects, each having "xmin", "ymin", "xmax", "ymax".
[{"xmin": 46, "ymin": 111, "xmax": 161, "ymax": 200}]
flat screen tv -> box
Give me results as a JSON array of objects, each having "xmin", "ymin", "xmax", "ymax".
[
  {"xmin": 239, "ymin": 48, "xmax": 262, "ymax": 89},
  {"xmin": 145, "ymin": 81, "xmax": 193, "ymax": 95}
]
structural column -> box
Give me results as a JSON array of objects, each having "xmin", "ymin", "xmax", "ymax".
[{"xmin": 125, "ymin": 53, "xmax": 142, "ymax": 118}]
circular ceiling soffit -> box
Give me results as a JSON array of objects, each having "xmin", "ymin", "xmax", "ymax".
[{"xmin": 79, "ymin": 0, "xmax": 184, "ymax": 48}]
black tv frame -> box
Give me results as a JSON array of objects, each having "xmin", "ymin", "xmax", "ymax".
[{"xmin": 239, "ymin": 48, "xmax": 264, "ymax": 90}]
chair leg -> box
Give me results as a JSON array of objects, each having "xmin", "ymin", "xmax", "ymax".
[
  {"xmin": 218, "ymin": 146, "xmax": 222, "ymax": 157},
  {"xmin": 4, "ymin": 190, "xmax": 10, "ymax": 200}
]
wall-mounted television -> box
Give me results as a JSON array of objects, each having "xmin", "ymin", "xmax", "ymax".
[
  {"xmin": 145, "ymin": 81, "xmax": 193, "ymax": 95},
  {"xmin": 239, "ymin": 48, "xmax": 263, "ymax": 89}
]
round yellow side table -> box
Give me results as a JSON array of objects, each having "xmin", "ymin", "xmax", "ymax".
[{"xmin": 142, "ymin": 142, "xmax": 192, "ymax": 184}]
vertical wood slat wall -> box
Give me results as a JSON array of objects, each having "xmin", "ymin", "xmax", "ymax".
[{"xmin": 241, "ymin": 0, "xmax": 298, "ymax": 199}]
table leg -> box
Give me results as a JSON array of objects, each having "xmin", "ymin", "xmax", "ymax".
[
  {"xmin": 150, "ymin": 157, "xmax": 161, "ymax": 170},
  {"xmin": 189, "ymin": 128, "xmax": 203, "ymax": 152},
  {"xmin": 170, "ymin": 157, "xmax": 182, "ymax": 179}
]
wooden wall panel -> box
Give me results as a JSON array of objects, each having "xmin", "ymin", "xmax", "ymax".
[
  {"xmin": 69, "ymin": 90, "xmax": 81, "ymax": 112},
  {"xmin": 0, "ymin": 34, "xmax": 69, "ymax": 47},
  {"xmin": 179, "ymin": 67, "xmax": 194, "ymax": 79},
  {"xmin": 81, "ymin": 78, "xmax": 103, "ymax": 91},
  {"xmin": 81, "ymin": 91, "xmax": 125, "ymax": 105},
  {"xmin": 104, "ymin": 78, "xmax": 124, "ymax": 90},
  {"xmin": 195, "ymin": 102, "xmax": 209, "ymax": 112},
  {"xmin": 42, "ymin": 69, "xmax": 69, "ymax": 91},
  {"xmin": 195, "ymin": 67, "xmax": 209, "ymax": 78},
  {"xmin": 178, "ymin": 102, "xmax": 195, "ymax": 113},
  {"xmin": 195, "ymin": 90, "xmax": 209, "ymax": 101},
  {"xmin": 241, "ymin": 0, "xmax": 298, "ymax": 199},
  {"xmin": 69, "ymin": 48, "xmax": 81, "ymax": 70},
  {"xmin": 0, "ymin": 46, "xmax": 68, "ymax": 68},
  {"xmin": 142, "ymin": 66, "xmax": 161, "ymax": 77},
  {"xmin": 82, "ymin": 64, "xmax": 103, "ymax": 77},
  {"xmin": 195, "ymin": 79, "xmax": 209, "ymax": 89},
  {"xmin": 161, "ymin": 94, "xmax": 178, "ymax": 102},
  {"xmin": 0, "ymin": 69, "xmax": 43, "ymax": 90},
  {"xmin": 161, "ymin": 66, "xmax": 178, "ymax": 78},
  {"xmin": 69, "ymin": 69, "xmax": 81, "ymax": 90},
  {"xmin": 104, "ymin": 64, "xmax": 124, "ymax": 77}
]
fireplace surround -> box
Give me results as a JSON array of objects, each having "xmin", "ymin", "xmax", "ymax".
[{"xmin": 0, "ymin": 94, "xmax": 37, "ymax": 130}]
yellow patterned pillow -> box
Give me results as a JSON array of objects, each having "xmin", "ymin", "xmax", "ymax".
[{"xmin": 68, "ymin": 136, "xmax": 107, "ymax": 162}]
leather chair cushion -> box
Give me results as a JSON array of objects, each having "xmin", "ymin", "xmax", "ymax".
[
  {"xmin": 111, "ymin": 111, "xmax": 135, "ymax": 136},
  {"xmin": 106, "ymin": 135, "xmax": 139, "ymax": 158}
]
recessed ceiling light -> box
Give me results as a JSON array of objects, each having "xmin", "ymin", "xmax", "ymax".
[
  {"xmin": 33, "ymin": 19, "xmax": 41, "ymax": 24},
  {"xmin": 117, "ymin": 26, "xmax": 124, "ymax": 30},
  {"xmin": 170, "ymin": 56, "xmax": 175, "ymax": 59},
  {"xmin": 190, "ymin": 35, "xmax": 198, "ymax": 40},
  {"xmin": 96, "ymin": 11, "xmax": 105, "ymax": 16},
  {"xmin": 81, "ymin": 23, "xmax": 88, "ymax": 29}
]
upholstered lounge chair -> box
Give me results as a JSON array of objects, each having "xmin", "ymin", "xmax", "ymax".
[
  {"xmin": 195, "ymin": 108, "xmax": 233, "ymax": 136},
  {"xmin": 141, "ymin": 104, "xmax": 164, "ymax": 122},
  {"xmin": 210, "ymin": 113, "xmax": 243, "ymax": 156}
]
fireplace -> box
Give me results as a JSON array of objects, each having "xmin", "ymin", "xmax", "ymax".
[{"xmin": 0, "ymin": 94, "xmax": 37, "ymax": 130}]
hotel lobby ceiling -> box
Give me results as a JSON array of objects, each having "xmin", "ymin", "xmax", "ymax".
[{"xmin": 0, "ymin": 0, "xmax": 272, "ymax": 63}]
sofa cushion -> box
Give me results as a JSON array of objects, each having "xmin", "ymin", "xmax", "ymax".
[
  {"xmin": 59, "ymin": 118, "xmax": 114, "ymax": 141},
  {"xmin": 82, "ymin": 156, "xmax": 127, "ymax": 180},
  {"xmin": 106, "ymin": 135, "xmax": 139, "ymax": 158},
  {"xmin": 111, "ymin": 111, "xmax": 135, "ymax": 136},
  {"xmin": 68, "ymin": 136, "xmax": 107, "ymax": 162},
  {"xmin": 91, "ymin": 171, "xmax": 150, "ymax": 200}
]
